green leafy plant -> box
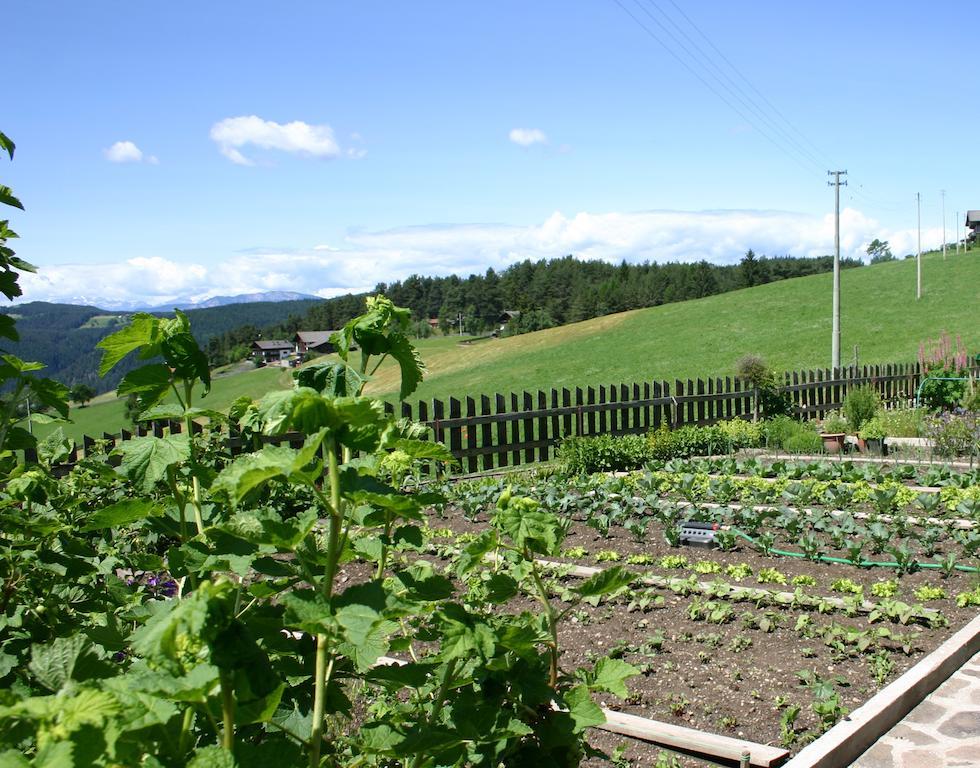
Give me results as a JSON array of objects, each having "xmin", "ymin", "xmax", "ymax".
[
  {"xmin": 858, "ymin": 415, "xmax": 887, "ymax": 441},
  {"xmin": 842, "ymin": 385, "xmax": 881, "ymax": 432},
  {"xmin": 820, "ymin": 411, "xmax": 849, "ymax": 434}
]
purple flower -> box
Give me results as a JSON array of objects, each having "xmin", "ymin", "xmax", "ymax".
[{"xmin": 112, "ymin": 651, "xmax": 127, "ymax": 663}]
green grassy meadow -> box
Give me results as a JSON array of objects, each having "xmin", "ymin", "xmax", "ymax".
[
  {"xmin": 366, "ymin": 247, "xmax": 979, "ymax": 401},
  {"xmin": 38, "ymin": 247, "xmax": 979, "ymax": 444}
]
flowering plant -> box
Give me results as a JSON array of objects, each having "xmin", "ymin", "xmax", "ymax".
[{"xmin": 918, "ymin": 332, "xmax": 970, "ymax": 411}]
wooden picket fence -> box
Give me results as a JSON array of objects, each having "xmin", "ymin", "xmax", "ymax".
[{"xmin": 34, "ymin": 360, "xmax": 976, "ymax": 475}]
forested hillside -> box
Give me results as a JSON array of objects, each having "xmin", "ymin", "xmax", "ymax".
[
  {"xmin": 0, "ymin": 298, "xmax": 322, "ymax": 391},
  {"xmin": 205, "ymin": 252, "xmax": 861, "ymax": 362},
  {"xmin": 3, "ymin": 253, "xmax": 859, "ymax": 393}
]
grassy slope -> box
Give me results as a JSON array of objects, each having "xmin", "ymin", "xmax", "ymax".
[
  {"xmin": 40, "ymin": 248, "xmax": 979, "ymax": 444},
  {"xmin": 365, "ymin": 248, "xmax": 979, "ymax": 401},
  {"xmin": 46, "ymin": 366, "xmax": 291, "ymax": 442}
]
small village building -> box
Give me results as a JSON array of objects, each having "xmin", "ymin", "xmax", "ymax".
[
  {"xmin": 966, "ymin": 211, "xmax": 980, "ymax": 243},
  {"xmin": 251, "ymin": 340, "xmax": 293, "ymax": 365},
  {"xmin": 294, "ymin": 331, "xmax": 337, "ymax": 356},
  {"xmin": 494, "ymin": 310, "xmax": 521, "ymax": 336}
]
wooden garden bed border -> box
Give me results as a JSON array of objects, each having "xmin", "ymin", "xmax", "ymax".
[
  {"xmin": 373, "ymin": 654, "xmax": 790, "ymax": 767},
  {"xmin": 780, "ymin": 611, "xmax": 980, "ymax": 768}
]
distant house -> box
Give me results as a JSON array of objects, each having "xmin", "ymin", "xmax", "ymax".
[
  {"xmin": 494, "ymin": 310, "xmax": 521, "ymax": 336},
  {"xmin": 426, "ymin": 317, "xmax": 440, "ymax": 330},
  {"xmin": 966, "ymin": 211, "xmax": 980, "ymax": 243},
  {"xmin": 294, "ymin": 331, "xmax": 337, "ymax": 356},
  {"xmin": 251, "ymin": 340, "xmax": 293, "ymax": 365}
]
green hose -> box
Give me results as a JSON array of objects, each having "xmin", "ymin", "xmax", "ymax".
[{"xmin": 730, "ymin": 528, "xmax": 980, "ymax": 573}]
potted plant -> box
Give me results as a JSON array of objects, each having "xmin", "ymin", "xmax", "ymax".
[
  {"xmin": 858, "ymin": 415, "xmax": 888, "ymax": 456},
  {"xmin": 819, "ymin": 410, "xmax": 848, "ymax": 453},
  {"xmin": 843, "ymin": 386, "xmax": 882, "ymax": 451}
]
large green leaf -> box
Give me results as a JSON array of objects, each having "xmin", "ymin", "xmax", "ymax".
[
  {"xmin": 0, "ymin": 131, "xmax": 15, "ymax": 160},
  {"xmin": 0, "ymin": 186, "xmax": 23, "ymax": 211},
  {"xmin": 280, "ymin": 589, "xmax": 333, "ymax": 635},
  {"xmin": 161, "ymin": 332, "xmax": 211, "ymax": 394},
  {"xmin": 220, "ymin": 507, "xmax": 318, "ymax": 550},
  {"xmin": 436, "ymin": 603, "xmax": 496, "ymax": 661},
  {"xmin": 590, "ymin": 657, "xmax": 639, "ymax": 698},
  {"xmin": 187, "ymin": 745, "xmax": 237, "ymax": 768},
  {"xmin": 493, "ymin": 497, "xmax": 561, "ymax": 555},
  {"xmin": 212, "ymin": 445, "xmax": 313, "ymax": 503},
  {"xmin": 390, "ymin": 438, "xmax": 454, "ymax": 462},
  {"xmin": 0, "ymin": 313, "xmax": 17, "ymax": 341},
  {"xmin": 387, "ymin": 332, "xmax": 425, "ymax": 400},
  {"xmin": 28, "ymin": 635, "xmax": 92, "ymax": 692},
  {"xmin": 35, "ymin": 427, "xmax": 74, "ymax": 466},
  {"xmin": 116, "ymin": 364, "xmax": 172, "ymax": 406},
  {"xmin": 27, "ymin": 375, "xmax": 70, "ymax": 419},
  {"xmin": 294, "ymin": 360, "xmax": 367, "ymax": 397},
  {"xmin": 100, "ymin": 679, "xmax": 179, "ymax": 732},
  {"xmin": 563, "ymin": 684, "xmax": 605, "ymax": 732},
  {"xmin": 570, "ymin": 566, "xmax": 634, "ymax": 600},
  {"xmin": 130, "ymin": 580, "xmax": 234, "ymax": 663},
  {"xmin": 115, "ymin": 434, "xmax": 190, "ymax": 492},
  {"xmin": 97, "ymin": 314, "xmax": 162, "ymax": 376},
  {"xmin": 81, "ymin": 499, "xmax": 164, "ymax": 532}
]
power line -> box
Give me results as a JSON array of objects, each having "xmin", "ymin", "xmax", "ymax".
[
  {"xmin": 662, "ymin": 0, "xmax": 832, "ymax": 167},
  {"xmin": 640, "ymin": 0, "xmax": 828, "ymax": 171},
  {"xmin": 610, "ymin": 0, "xmax": 824, "ymax": 177}
]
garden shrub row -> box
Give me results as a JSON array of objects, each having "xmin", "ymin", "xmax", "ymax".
[{"xmin": 557, "ymin": 419, "xmax": 770, "ymax": 475}]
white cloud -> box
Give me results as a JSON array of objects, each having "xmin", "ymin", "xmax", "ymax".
[
  {"xmin": 210, "ymin": 115, "xmax": 342, "ymax": 165},
  {"xmin": 509, "ymin": 128, "xmax": 548, "ymax": 147},
  {"xmin": 104, "ymin": 141, "xmax": 157, "ymax": 164},
  {"xmin": 19, "ymin": 207, "xmax": 939, "ymax": 308}
]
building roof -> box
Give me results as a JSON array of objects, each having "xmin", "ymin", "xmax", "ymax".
[
  {"xmin": 252, "ymin": 339, "xmax": 293, "ymax": 350},
  {"xmin": 295, "ymin": 331, "xmax": 336, "ymax": 346},
  {"xmin": 966, "ymin": 211, "xmax": 980, "ymax": 224}
]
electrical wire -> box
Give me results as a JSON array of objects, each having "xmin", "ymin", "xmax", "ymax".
[{"xmin": 610, "ymin": 0, "xmax": 824, "ymax": 178}]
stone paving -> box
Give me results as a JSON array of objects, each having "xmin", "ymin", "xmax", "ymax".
[{"xmin": 853, "ymin": 651, "xmax": 980, "ymax": 768}]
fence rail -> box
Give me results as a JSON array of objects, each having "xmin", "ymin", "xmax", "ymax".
[{"xmin": 33, "ymin": 361, "xmax": 977, "ymax": 475}]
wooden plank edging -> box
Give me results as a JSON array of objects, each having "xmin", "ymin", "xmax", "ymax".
[
  {"xmin": 780, "ymin": 611, "xmax": 980, "ymax": 768},
  {"xmin": 374, "ymin": 655, "xmax": 788, "ymax": 767},
  {"xmin": 599, "ymin": 708, "xmax": 789, "ymax": 767}
]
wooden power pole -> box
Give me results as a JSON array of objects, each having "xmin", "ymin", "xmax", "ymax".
[{"xmin": 828, "ymin": 170, "xmax": 847, "ymax": 370}]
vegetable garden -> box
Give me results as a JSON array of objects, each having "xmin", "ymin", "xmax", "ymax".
[{"xmin": 1, "ymin": 141, "xmax": 979, "ymax": 767}]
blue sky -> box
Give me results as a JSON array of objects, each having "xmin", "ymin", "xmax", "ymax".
[{"xmin": 7, "ymin": 1, "xmax": 976, "ymax": 307}]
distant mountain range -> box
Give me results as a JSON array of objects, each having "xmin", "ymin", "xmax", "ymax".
[
  {"xmin": 138, "ymin": 291, "xmax": 319, "ymax": 312},
  {"xmin": 47, "ymin": 291, "xmax": 320, "ymax": 312}
]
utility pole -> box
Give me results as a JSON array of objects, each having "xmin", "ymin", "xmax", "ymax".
[
  {"xmin": 828, "ymin": 170, "xmax": 847, "ymax": 370},
  {"xmin": 956, "ymin": 211, "xmax": 960, "ymax": 254},
  {"xmin": 457, "ymin": 312, "xmax": 463, "ymax": 337},
  {"xmin": 916, "ymin": 192, "xmax": 922, "ymax": 300},
  {"xmin": 941, "ymin": 190, "xmax": 947, "ymax": 260}
]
